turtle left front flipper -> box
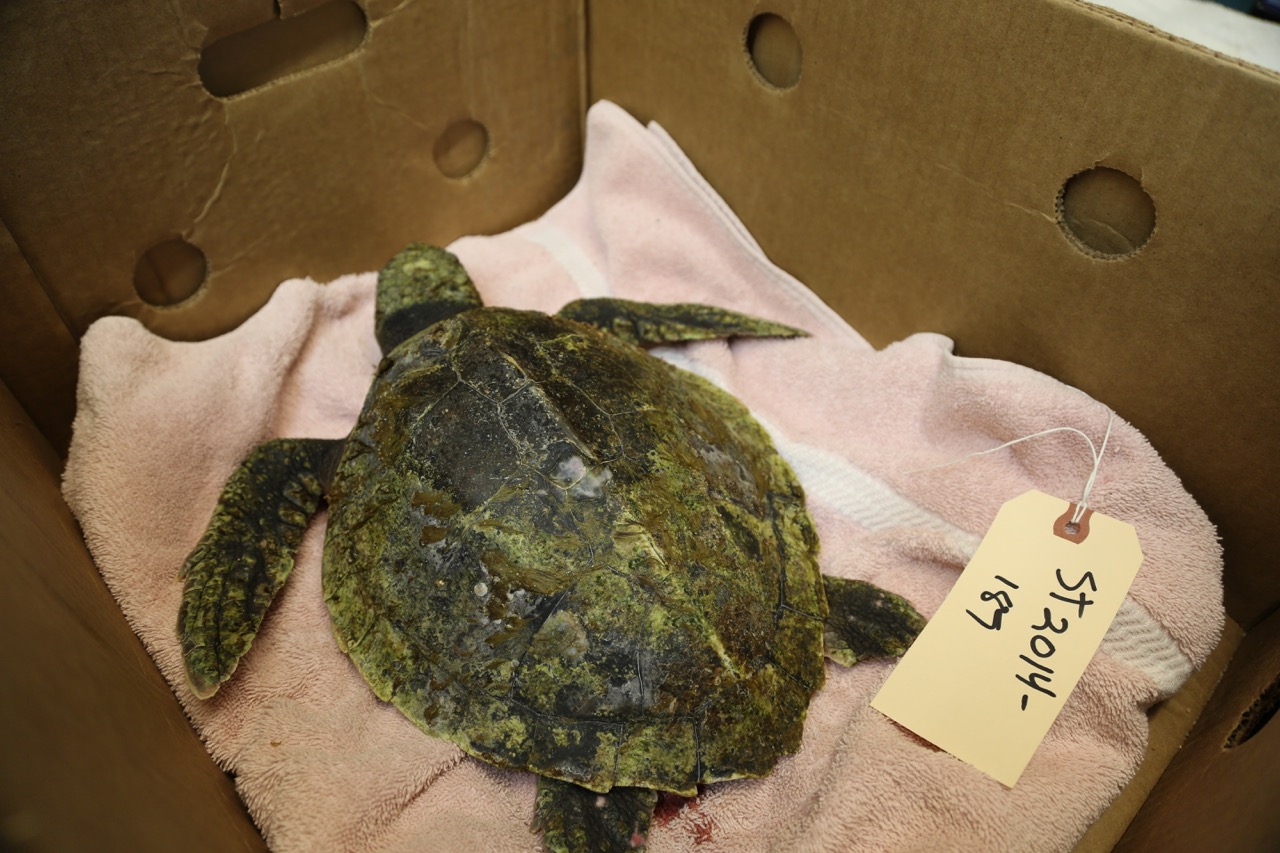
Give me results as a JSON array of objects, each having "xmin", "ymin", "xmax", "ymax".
[
  {"xmin": 533, "ymin": 776, "xmax": 659, "ymax": 853},
  {"xmin": 821, "ymin": 575, "xmax": 926, "ymax": 666},
  {"xmin": 557, "ymin": 298, "xmax": 806, "ymax": 346},
  {"xmin": 179, "ymin": 437, "xmax": 343, "ymax": 698}
]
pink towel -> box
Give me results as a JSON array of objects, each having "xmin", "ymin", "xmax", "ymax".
[{"xmin": 63, "ymin": 101, "xmax": 1223, "ymax": 852}]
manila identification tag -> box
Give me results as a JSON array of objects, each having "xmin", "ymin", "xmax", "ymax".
[{"xmin": 870, "ymin": 489, "xmax": 1143, "ymax": 787}]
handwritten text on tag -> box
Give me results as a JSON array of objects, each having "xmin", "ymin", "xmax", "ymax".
[{"xmin": 871, "ymin": 490, "xmax": 1143, "ymax": 787}]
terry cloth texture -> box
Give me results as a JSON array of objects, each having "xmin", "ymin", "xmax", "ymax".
[{"xmin": 63, "ymin": 100, "xmax": 1223, "ymax": 852}]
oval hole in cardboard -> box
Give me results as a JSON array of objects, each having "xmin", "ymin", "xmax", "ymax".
[
  {"xmin": 1056, "ymin": 167, "xmax": 1156, "ymax": 258},
  {"xmin": 199, "ymin": 1, "xmax": 367, "ymax": 98},
  {"xmin": 133, "ymin": 238, "xmax": 208, "ymax": 307},
  {"xmin": 434, "ymin": 120, "xmax": 490, "ymax": 179},
  {"xmin": 746, "ymin": 13, "xmax": 802, "ymax": 90}
]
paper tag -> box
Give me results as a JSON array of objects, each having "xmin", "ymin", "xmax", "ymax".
[{"xmin": 871, "ymin": 489, "xmax": 1143, "ymax": 787}]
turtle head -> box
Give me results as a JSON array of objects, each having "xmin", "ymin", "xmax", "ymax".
[{"xmin": 375, "ymin": 243, "xmax": 483, "ymax": 353}]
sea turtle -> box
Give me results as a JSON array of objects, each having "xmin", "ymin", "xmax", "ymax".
[{"xmin": 179, "ymin": 244, "xmax": 925, "ymax": 852}]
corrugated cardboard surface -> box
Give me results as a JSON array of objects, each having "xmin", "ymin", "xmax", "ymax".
[
  {"xmin": 588, "ymin": 0, "xmax": 1280, "ymax": 630},
  {"xmin": 0, "ymin": 221, "xmax": 79, "ymax": 451},
  {"xmin": 0, "ymin": 0, "xmax": 583, "ymax": 430}
]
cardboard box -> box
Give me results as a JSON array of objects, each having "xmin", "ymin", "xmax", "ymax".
[{"xmin": 1, "ymin": 0, "xmax": 1277, "ymax": 849}]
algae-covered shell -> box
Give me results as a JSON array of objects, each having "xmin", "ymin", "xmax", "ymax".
[{"xmin": 323, "ymin": 306, "xmax": 826, "ymax": 796}]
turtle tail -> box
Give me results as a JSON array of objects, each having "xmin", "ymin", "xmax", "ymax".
[{"xmin": 178, "ymin": 437, "xmax": 343, "ymax": 699}]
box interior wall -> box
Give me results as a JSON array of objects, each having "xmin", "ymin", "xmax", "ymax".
[{"xmin": 2, "ymin": 1, "xmax": 1278, "ymax": 849}]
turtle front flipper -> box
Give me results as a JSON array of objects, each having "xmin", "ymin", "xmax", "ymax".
[
  {"xmin": 533, "ymin": 776, "xmax": 658, "ymax": 853},
  {"xmin": 179, "ymin": 437, "xmax": 343, "ymax": 699},
  {"xmin": 376, "ymin": 243, "xmax": 483, "ymax": 353},
  {"xmin": 821, "ymin": 575, "xmax": 926, "ymax": 667},
  {"xmin": 557, "ymin": 298, "xmax": 806, "ymax": 347}
]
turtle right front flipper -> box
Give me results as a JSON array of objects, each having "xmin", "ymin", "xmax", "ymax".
[
  {"xmin": 557, "ymin": 298, "xmax": 807, "ymax": 347},
  {"xmin": 179, "ymin": 437, "xmax": 342, "ymax": 698}
]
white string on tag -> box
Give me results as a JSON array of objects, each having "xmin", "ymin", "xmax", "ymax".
[{"xmin": 909, "ymin": 410, "xmax": 1116, "ymax": 521}]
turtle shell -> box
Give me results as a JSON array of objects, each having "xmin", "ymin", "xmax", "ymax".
[{"xmin": 323, "ymin": 307, "xmax": 826, "ymax": 796}]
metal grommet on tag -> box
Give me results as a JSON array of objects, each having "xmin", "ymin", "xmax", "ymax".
[{"xmin": 1054, "ymin": 504, "xmax": 1093, "ymax": 543}]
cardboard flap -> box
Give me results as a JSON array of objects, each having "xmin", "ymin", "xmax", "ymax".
[
  {"xmin": 0, "ymin": 378, "xmax": 266, "ymax": 850},
  {"xmin": 1117, "ymin": 611, "xmax": 1280, "ymax": 850},
  {"xmin": 0, "ymin": 0, "xmax": 584, "ymax": 346},
  {"xmin": 587, "ymin": 0, "xmax": 1280, "ymax": 627},
  {"xmin": 0, "ymin": 220, "xmax": 78, "ymax": 452}
]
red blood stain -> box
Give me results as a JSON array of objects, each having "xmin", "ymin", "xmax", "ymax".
[
  {"xmin": 652, "ymin": 787, "xmax": 716, "ymax": 844},
  {"xmin": 689, "ymin": 810, "xmax": 715, "ymax": 845},
  {"xmin": 653, "ymin": 791, "xmax": 694, "ymax": 826}
]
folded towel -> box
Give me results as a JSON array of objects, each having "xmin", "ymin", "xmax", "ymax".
[{"xmin": 63, "ymin": 100, "xmax": 1223, "ymax": 852}]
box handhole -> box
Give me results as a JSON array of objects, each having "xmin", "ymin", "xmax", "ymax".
[
  {"xmin": 746, "ymin": 13, "xmax": 802, "ymax": 90},
  {"xmin": 134, "ymin": 238, "xmax": 208, "ymax": 308},
  {"xmin": 198, "ymin": 1, "xmax": 368, "ymax": 98},
  {"xmin": 1224, "ymin": 669, "xmax": 1280, "ymax": 749},
  {"xmin": 434, "ymin": 119, "xmax": 490, "ymax": 180},
  {"xmin": 1056, "ymin": 167, "xmax": 1155, "ymax": 259}
]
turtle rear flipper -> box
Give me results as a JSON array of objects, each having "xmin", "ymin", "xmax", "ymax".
[
  {"xmin": 533, "ymin": 776, "xmax": 658, "ymax": 853},
  {"xmin": 179, "ymin": 437, "xmax": 343, "ymax": 698},
  {"xmin": 821, "ymin": 575, "xmax": 926, "ymax": 667},
  {"xmin": 557, "ymin": 298, "xmax": 807, "ymax": 347}
]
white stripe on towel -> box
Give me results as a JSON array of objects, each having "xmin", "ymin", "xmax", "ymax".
[
  {"xmin": 657, "ymin": 349, "xmax": 969, "ymax": 540},
  {"xmin": 1100, "ymin": 598, "xmax": 1195, "ymax": 699},
  {"xmin": 516, "ymin": 221, "xmax": 613, "ymax": 299}
]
